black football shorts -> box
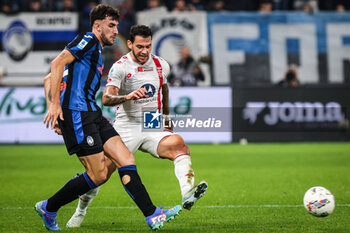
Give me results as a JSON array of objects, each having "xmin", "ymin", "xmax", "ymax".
[{"xmin": 59, "ymin": 108, "xmax": 118, "ymax": 156}]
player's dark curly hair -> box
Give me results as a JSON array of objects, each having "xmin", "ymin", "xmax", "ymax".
[
  {"xmin": 89, "ymin": 4, "xmax": 120, "ymax": 27},
  {"xmin": 129, "ymin": 25, "xmax": 153, "ymax": 43}
]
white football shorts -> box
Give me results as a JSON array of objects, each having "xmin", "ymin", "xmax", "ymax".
[{"xmin": 114, "ymin": 121, "xmax": 175, "ymax": 158}]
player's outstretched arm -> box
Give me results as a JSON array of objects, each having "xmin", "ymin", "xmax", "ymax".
[{"xmin": 102, "ymin": 86, "xmax": 149, "ymax": 106}]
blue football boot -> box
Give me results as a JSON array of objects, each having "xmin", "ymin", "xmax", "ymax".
[
  {"xmin": 34, "ymin": 200, "xmax": 61, "ymax": 231},
  {"xmin": 146, "ymin": 205, "xmax": 181, "ymax": 230}
]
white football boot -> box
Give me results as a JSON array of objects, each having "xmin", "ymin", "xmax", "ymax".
[
  {"xmin": 66, "ymin": 209, "xmax": 86, "ymax": 228},
  {"xmin": 182, "ymin": 180, "xmax": 208, "ymax": 210}
]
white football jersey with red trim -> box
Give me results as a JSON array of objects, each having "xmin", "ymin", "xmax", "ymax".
[{"xmin": 106, "ymin": 52, "xmax": 170, "ymax": 123}]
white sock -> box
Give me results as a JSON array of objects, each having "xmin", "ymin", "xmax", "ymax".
[
  {"xmin": 173, "ymin": 154, "xmax": 194, "ymax": 197},
  {"xmin": 76, "ymin": 186, "xmax": 100, "ymax": 213}
]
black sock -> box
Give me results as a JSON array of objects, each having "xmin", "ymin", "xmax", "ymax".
[
  {"xmin": 46, "ymin": 172, "xmax": 98, "ymax": 212},
  {"xmin": 118, "ymin": 165, "xmax": 156, "ymax": 217}
]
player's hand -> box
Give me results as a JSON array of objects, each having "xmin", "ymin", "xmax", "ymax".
[
  {"xmin": 126, "ymin": 88, "xmax": 149, "ymax": 100},
  {"xmin": 44, "ymin": 103, "xmax": 64, "ymax": 130},
  {"xmin": 54, "ymin": 123, "xmax": 62, "ymax": 135}
]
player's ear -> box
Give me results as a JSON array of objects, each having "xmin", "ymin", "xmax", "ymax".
[
  {"xmin": 93, "ymin": 20, "xmax": 101, "ymax": 32},
  {"xmin": 127, "ymin": 40, "xmax": 132, "ymax": 50}
]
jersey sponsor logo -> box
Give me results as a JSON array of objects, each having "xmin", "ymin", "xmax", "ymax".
[
  {"xmin": 141, "ymin": 83, "xmax": 156, "ymax": 97},
  {"xmin": 138, "ymin": 67, "xmax": 154, "ymax": 72},
  {"xmin": 77, "ymin": 39, "xmax": 88, "ymax": 50},
  {"xmin": 60, "ymin": 81, "xmax": 67, "ymax": 91},
  {"xmin": 143, "ymin": 110, "xmax": 161, "ymax": 129},
  {"xmin": 97, "ymin": 64, "xmax": 104, "ymax": 75},
  {"xmin": 2, "ymin": 20, "xmax": 33, "ymax": 61}
]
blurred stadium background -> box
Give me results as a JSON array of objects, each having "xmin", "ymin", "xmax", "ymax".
[
  {"xmin": 0, "ymin": 1, "xmax": 350, "ymax": 232},
  {"xmin": 1, "ymin": 0, "xmax": 350, "ymax": 143}
]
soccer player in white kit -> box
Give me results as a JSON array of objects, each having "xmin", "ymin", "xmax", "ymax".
[{"xmin": 66, "ymin": 25, "xmax": 208, "ymax": 228}]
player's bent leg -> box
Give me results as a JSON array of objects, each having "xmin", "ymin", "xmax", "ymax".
[
  {"xmin": 103, "ymin": 136, "xmax": 135, "ymax": 167},
  {"xmin": 157, "ymin": 134, "xmax": 208, "ymax": 210},
  {"xmin": 79, "ymin": 152, "xmax": 110, "ymax": 185},
  {"xmin": 67, "ymin": 155, "xmax": 116, "ymax": 228},
  {"xmin": 105, "ymin": 136, "xmax": 182, "ymax": 229},
  {"xmin": 157, "ymin": 134, "xmax": 193, "ymax": 196}
]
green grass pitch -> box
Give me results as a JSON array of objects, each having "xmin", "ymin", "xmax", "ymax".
[{"xmin": 0, "ymin": 143, "xmax": 349, "ymax": 232}]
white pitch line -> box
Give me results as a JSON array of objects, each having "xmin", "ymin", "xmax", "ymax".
[{"xmin": 2, "ymin": 204, "xmax": 350, "ymax": 210}]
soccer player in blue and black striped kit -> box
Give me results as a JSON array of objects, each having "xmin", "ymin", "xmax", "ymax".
[{"xmin": 35, "ymin": 4, "xmax": 181, "ymax": 231}]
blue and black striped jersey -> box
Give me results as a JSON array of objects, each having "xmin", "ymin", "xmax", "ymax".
[{"xmin": 60, "ymin": 32, "xmax": 103, "ymax": 112}]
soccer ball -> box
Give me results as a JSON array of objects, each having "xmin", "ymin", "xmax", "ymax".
[{"xmin": 303, "ymin": 186, "xmax": 335, "ymax": 217}]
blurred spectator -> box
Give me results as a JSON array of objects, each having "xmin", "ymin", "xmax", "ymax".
[
  {"xmin": 56, "ymin": 0, "xmax": 76, "ymax": 12},
  {"xmin": 336, "ymin": 4, "xmax": 346, "ymax": 12},
  {"xmin": 294, "ymin": 0, "xmax": 318, "ymax": 12},
  {"xmin": 171, "ymin": 47, "xmax": 204, "ymax": 86},
  {"xmin": 277, "ymin": 64, "xmax": 300, "ymax": 87},
  {"xmin": 117, "ymin": 0, "xmax": 136, "ymax": 40},
  {"xmin": 302, "ymin": 2, "xmax": 313, "ymax": 13},
  {"xmin": 146, "ymin": 0, "xmax": 162, "ymax": 9},
  {"xmin": 206, "ymin": 0, "xmax": 227, "ymax": 11},
  {"xmin": 212, "ymin": 0, "xmax": 226, "ymax": 11},
  {"xmin": 188, "ymin": 0, "xmax": 204, "ymax": 11},
  {"xmin": 25, "ymin": 0, "xmax": 43, "ymax": 12},
  {"xmin": 143, "ymin": 0, "xmax": 167, "ymax": 13},
  {"xmin": 172, "ymin": 0, "xmax": 189, "ymax": 12},
  {"xmin": 1, "ymin": 0, "xmax": 20, "ymax": 13},
  {"xmin": 337, "ymin": 0, "xmax": 350, "ymax": 10},
  {"xmin": 259, "ymin": 0, "xmax": 273, "ymax": 13},
  {"xmin": 318, "ymin": 0, "xmax": 349, "ymax": 11}
]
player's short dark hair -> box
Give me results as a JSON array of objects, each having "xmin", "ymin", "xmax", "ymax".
[
  {"xmin": 89, "ymin": 4, "xmax": 120, "ymax": 27},
  {"xmin": 129, "ymin": 25, "xmax": 153, "ymax": 43}
]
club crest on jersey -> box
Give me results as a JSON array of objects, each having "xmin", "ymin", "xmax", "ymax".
[
  {"xmin": 126, "ymin": 73, "xmax": 132, "ymax": 79},
  {"xmin": 141, "ymin": 83, "xmax": 156, "ymax": 97},
  {"xmin": 86, "ymin": 136, "xmax": 94, "ymax": 146}
]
